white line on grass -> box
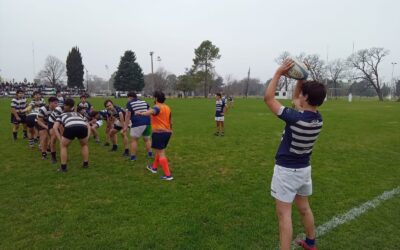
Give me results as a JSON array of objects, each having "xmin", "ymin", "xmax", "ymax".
[{"xmin": 291, "ymin": 186, "xmax": 400, "ymax": 249}]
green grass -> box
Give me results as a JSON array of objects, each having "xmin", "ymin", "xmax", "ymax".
[{"xmin": 0, "ymin": 97, "xmax": 399, "ymax": 249}]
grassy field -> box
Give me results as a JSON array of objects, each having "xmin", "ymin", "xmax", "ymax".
[{"xmin": 0, "ymin": 97, "xmax": 399, "ymax": 249}]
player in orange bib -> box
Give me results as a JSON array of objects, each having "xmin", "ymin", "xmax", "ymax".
[{"xmin": 136, "ymin": 91, "xmax": 173, "ymax": 181}]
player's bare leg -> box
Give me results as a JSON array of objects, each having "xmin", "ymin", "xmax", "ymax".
[{"xmin": 276, "ymin": 199, "xmax": 293, "ymax": 250}]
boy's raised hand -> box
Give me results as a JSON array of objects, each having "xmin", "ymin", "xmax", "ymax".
[{"xmin": 276, "ymin": 59, "xmax": 295, "ymax": 76}]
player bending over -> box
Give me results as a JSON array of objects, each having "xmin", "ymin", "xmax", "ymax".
[
  {"xmin": 104, "ymin": 99, "xmax": 129, "ymax": 156},
  {"xmin": 264, "ymin": 59, "xmax": 326, "ymax": 250},
  {"xmin": 53, "ymin": 98, "xmax": 90, "ymax": 172}
]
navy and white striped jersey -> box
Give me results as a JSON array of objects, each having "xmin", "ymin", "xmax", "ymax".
[
  {"xmin": 37, "ymin": 105, "xmax": 52, "ymax": 122},
  {"xmin": 57, "ymin": 96, "xmax": 64, "ymax": 108},
  {"xmin": 56, "ymin": 112, "xmax": 87, "ymax": 128},
  {"xmin": 215, "ymin": 99, "xmax": 226, "ymax": 117},
  {"xmin": 78, "ymin": 101, "xmax": 92, "ymax": 111},
  {"xmin": 99, "ymin": 109, "xmax": 109, "ymax": 120},
  {"xmin": 11, "ymin": 98, "xmax": 27, "ymax": 114},
  {"xmin": 29, "ymin": 99, "xmax": 46, "ymax": 109},
  {"xmin": 126, "ymin": 98, "xmax": 150, "ymax": 127},
  {"xmin": 27, "ymin": 107, "xmax": 40, "ymax": 117},
  {"xmin": 275, "ymin": 106, "xmax": 323, "ymax": 168},
  {"xmin": 108, "ymin": 106, "xmax": 125, "ymax": 120},
  {"xmin": 48, "ymin": 107, "xmax": 63, "ymax": 124}
]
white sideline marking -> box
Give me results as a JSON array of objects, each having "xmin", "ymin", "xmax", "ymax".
[{"xmin": 291, "ymin": 186, "xmax": 400, "ymax": 249}]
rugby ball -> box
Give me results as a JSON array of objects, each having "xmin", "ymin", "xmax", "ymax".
[{"xmin": 286, "ymin": 58, "xmax": 309, "ymax": 80}]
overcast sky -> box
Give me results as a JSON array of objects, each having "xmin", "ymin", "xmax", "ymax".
[{"xmin": 1, "ymin": 0, "xmax": 399, "ymax": 83}]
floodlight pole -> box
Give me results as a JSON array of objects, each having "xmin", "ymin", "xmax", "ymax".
[
  {"xmin": 391, "ymin": 62, "xmax": 397, "ymax": 96},
  {"xmin": 150, "ymin": 51, "xmax": 154, "ymax": 91}
]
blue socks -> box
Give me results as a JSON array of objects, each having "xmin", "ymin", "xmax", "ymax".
[
  {"xmin": 130, "ymin": 155, "xmax": 136, "ymax": 161},
  {"xmin": 305, "ymin": 237, "xmax": 315, "ymax": 246}
]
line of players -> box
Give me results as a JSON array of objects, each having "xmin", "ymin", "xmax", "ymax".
[{"xmin": 11, "ymin": 90, "xmax": 174, "ymax": 180}]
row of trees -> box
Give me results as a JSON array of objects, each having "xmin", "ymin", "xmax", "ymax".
[
  {"xmin": 34, "ymin": 42, "xmax": 398, "ymax": 101},
  {"xmin": 273, "ymin": 47, "xmax": 393, "ymax": 101}
]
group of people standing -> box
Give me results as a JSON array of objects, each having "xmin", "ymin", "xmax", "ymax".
[{"xmin": 10, "ymin": 90, "xmax": 174, "ymax": 180}]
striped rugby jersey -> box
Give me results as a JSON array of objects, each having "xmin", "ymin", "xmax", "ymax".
[
  {"xmin": 275, "ymin": 106, "xmax": 323, "ymax": 168},
  {"xmin": 126, "ymin": 98, "xmax": 150, "ymax": 127},
  {"xmin": 215, "ymin": 99, "xmax": 226, "ymax": 117},
  {"xmin": 56, "ymin": 112, "xmax": 87, "ymax": 128},
  {"xmin": 48, "ymin": 107, "xmax": 63, "ymax": 124},
  {"xmin": 27, "ymin": 107, "xmax": 40, "ymax": 117},
  {"xmin": 29, "ymin": 99, "xmax": 46, "ymax": 109},
  {"xmin": 78, "ymin": 101, "xmax": 92, "ymax": 111},
  {"xmin": 107, "ymin": 106, "xmax": 125, "ymax": 120},
  {"xmin": 37, "ymin": 105, "xmax": 52, "ymax": 122},
  {"xmin": 57, "ymin": 96, "xmax": 64, "ymax": 108},
  {"xmin": 11, "ymin": 98, "xmax": 27, "ymax": 114}
]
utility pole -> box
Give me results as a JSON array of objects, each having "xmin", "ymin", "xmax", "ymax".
[
  {"xmin": 32, "ymin": 42, "xmax": 36, "ymax": 80},
  {"xmin": 85, "ymin": 67, "xmax": 89, "ymax": 93},
  {"xmin": 245, "ymin": 67, "xmax": 250, "ymax": 98},
  {"xmin": 150, "ymin": 51, "xmax": 154, "ymax": 91},
  {"xmin": 391, "ymin": 62, "xmax": 397, "ymax": 96},
  {"xmin": 105, "ymin": 64, "xmax": 110, "ymax": 95}
]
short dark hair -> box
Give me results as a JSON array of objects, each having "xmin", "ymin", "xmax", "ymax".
[
  {"xmin": 32, "ymin": 91, "xmax": 39, "ymax": 96},
  {"xmin": 80, "ymin": 94, "xmax": 86, "ymax": 99},
  {"xmin": 89, "ymin": 110, "xmax": 99, "ymax": 118},
  {"xmin": 64, "ymin": 98, "xmax": 75, "ymax": 108},
  {"xmin": 56, "ymin": 90, "xmax": 61, "ymax": 94},
  {"xmin": 216, "ymin": 93, "xmax": 222, "ymax": 97},
  {"xmin": 153, "ymin": 91, "xmax": 166, "ymax": 103},
  {"xmin": 301, "ymin": 81, "xmax": 327, "ymax": 106},
  {"xmin": 48, "ymin": 97, "xmax": 58, "ymax": 103},
  {"xmin": 104, "ymin": 99, "xmax": 113, "ymax": 107},
  {"xmin": 127, "ymin": 92, "xmax": 137, "ymax": 98},
  {"xmin": 16, "ymin": 89, "xmax": 24, "ymax": 94}
]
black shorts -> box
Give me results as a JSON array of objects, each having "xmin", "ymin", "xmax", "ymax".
[
  {"xmin": 10, "ymin": 114, "xmax": 26, "ymax": 124},
  {"xmin": 48, "ymin": 122, "xmax": 54, "ymax": 130},
  {"xmin": 114, "ymin": 125, "xmax": 123, "ymax": 131},
  {"xmin": 26, "ymin": 115, "xmax": 36, "ymax": 128},
  {"xmin": 63, "ymin": 126, "xmax": 88, "ymax": 140},
  {"xmin": 35, "ymin": 122, "xmax": 48, "ymax": 131},
  {"xmin": 151, "ymin": 132, "xmax": 172, "ymax": 150}
]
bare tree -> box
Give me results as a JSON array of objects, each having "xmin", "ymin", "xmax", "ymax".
[
  {"xmin": 348, "ymin": 47, "xmax": 389, "ymax": 101},
  {"xmin": 275, "ymin": 51, "xmax": 292, "ymax": 91},
  {"xmin": 302, "ymin": 54, "xmax": 326, "ymax": 82},
  {"xmin": 327, "ymin": 59, "xmax": 347, "ymax": 99},
  {"xmin": 37, "ymin": 55, "xmax": 66, "ymax": 86}
]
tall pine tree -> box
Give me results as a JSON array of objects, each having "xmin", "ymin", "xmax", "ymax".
[
  {"xmin": 66, "ymin": 46, "xmax": 84, "ymax": 89},
  {"xmin": 114, "ymin": 50, "xmax": 144, "ymax": 91}
]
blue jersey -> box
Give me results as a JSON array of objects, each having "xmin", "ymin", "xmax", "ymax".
[
  {"xmin": 99, "ymin": 109, "xmax": 109, "ymax": 120},
  {"xmin": 78, "ymin": 101, "xmax": 92, "ymax": 112},
  {"xmin": 126, "ymin": 98, "xmax": 150, "ymax": 127},
  {"xmin": 275, "ymin": 106, "xmax": 323, "ymax": 168},
  {"xmin": 215, "ymin": 99, "xmax": 226, "ymax": 117},
  {"xmin": 108, "ymin": 106, "xmax": 125, "ymax": 120}
]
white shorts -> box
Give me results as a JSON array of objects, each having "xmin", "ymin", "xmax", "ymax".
[
  {"xmin": 130, "ymin": 125, "xmax": 150, "ymax": 139},
  {"xmin": 95, "ymin": 120, "xmax": 103, "ymax": 128},
  {"xmin": 270, "ymin": 165, "xmax": 312, "ymax": 203},
  {"xmin": 215, "ymin": 116, "xmax": 224, "ymax": 122}
]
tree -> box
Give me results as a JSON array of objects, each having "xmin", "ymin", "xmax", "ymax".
[
  {"xmin": 175, "ymin": 72, "xmax": 197, "ymax": 97},
  {"xmin": 192, "ymin": 40, "xmax": 221, "ymax": 97},
  {"xmin": 275, "ymin": 51, "xmax": 293, "ymax": 91},
  {"xmin": 37, "ymin": 55, "xmax": 66, "ymax": 86},
  {"xmin": 348, "ymin": 47, "xmax": 389, "ymax": 101},
  {"xmin": 114, "ymin": 50, "xmax": 144, "ymax": 91},
  {"xmin": 395, "ymin": 80, "xmax": 400, "ymax": 101},
  {"xmin": 301, "ymin": 54, "xmax": 326, "ymax": 82},
  {"xmin": 66, "ymin": 46, "xmax": 84, "ymax": 89},
  {"xmin": 327, "ymin": 59, "xmax": 347, "ymax": 99}
]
